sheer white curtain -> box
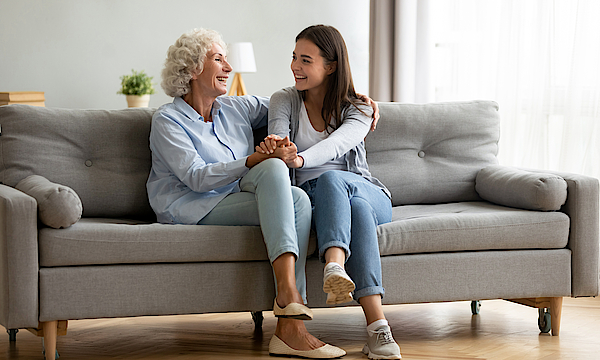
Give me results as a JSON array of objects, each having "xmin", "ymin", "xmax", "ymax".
[{"xmin": 429, "ymin": 0, "xmax": 600, "ymax": 179}]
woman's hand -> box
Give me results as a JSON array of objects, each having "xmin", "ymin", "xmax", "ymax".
[
  {"xmin": 251, "ymin": 136, "xmax": 303, "ymax": 168},
  {"xmin": 356, "ymin": 93, "xmax": 380, "ymax": 131},
  {"xmin": 286, "ymin": 154, "xmax": 304, "ymax": 168},
  {"xmin": 257, "ymin": 134, "xmax": 283, "ymax": 154},
  {"xmin": 271, "ymin": 137, "xmax": 303, "ymax": 168},
  {"xmin": 245, "ymin": 151, "xmax": 268, "ymax": 168},
  {"xmin": 248, "ymin": 135, "xmax": 286, "ymax": 168}
]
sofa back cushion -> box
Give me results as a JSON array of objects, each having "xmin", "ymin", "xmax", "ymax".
[
  {"xmin": 366, "ymin": 101, "xmax": 500, "ymax": 206},
  {"xmin": 0, "ymin": 105, "xmax": 156, "ymax": 219},
  {"xmin": 1, "ymin": 101, "xmax": 500, "ymax": 217}
]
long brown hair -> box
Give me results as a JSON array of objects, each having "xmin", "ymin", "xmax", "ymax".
[{"xmin": 296, "ymin": 25, "xmax": 363, "ymax": 133}]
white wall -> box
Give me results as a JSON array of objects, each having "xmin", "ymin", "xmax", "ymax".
[{"xmin": 0, "ymin": 0, "xmax": 369, "ymax": 109}]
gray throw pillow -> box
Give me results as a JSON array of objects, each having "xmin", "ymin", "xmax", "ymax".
[
  {"xmin": 15, "ymin": 175, "xmax": 83, "ymax": 228},
  {"xmin": 475, "ymin": 165, "xmax": 567, "ymax": 211}
]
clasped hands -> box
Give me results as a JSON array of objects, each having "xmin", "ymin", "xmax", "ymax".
[
  {"xmin": 255, "ymin": 134, "xmax": 304, "ymax": 169},
  {"xmin": 248, "ymin": 94, "xmax": 380, "ymax": 169}
]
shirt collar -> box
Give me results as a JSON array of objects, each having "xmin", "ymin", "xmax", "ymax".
[{"xmin": 173, "ymin": 96, "xmax": 222, "ymax": 123}]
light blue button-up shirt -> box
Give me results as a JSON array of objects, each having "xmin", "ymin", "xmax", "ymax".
[{"xmin": 147, "ymin": 95, "xmax": 269, "ymax": 224}]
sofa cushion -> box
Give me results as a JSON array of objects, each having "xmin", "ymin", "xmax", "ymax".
[
  {"xmin": 475, "ymin": 165, "xmax": 568, "ymax": 211},
  {"xmin": 366, "ymin": 101, "xmax": 500, "ymax": 206},
  {"xmin": 378, "ymin": 201, "xmax": 569, "ymax": 256},
  {"xmin": 0, "ymin": 105, "xmax": 155, "ymax": 219},
  {"xmin": 39, "ymin": 218, "xmax": 318, "ymax": 267},
  {"xmin": 39, "ymin": 203, "xmax": 568, "ymax": 267},
  {"xmin": 15, "ymin": 175, "xmax": 82, "ymax": 228}
]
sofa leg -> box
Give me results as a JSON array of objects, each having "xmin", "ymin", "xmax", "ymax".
[
  {"xmin": 550, "ymin": 297, "xmax": 563, "ymax": 336},
  {"xmin": 506, "ymin": 297, "xmax": 563, "ymax": 336},
  {"xmin": 7, "ymin": 328, "xmax": 18, "ymax": 342},
  {"xmin": 251, "ymin": 311, "xmax": 263, "ymax": 331},
  {"xmin": 42, "ymin": 321, "xmax": 57, "ymax": 360}
]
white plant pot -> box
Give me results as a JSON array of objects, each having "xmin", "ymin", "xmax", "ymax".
[{"xmin": 126, "ymin": 94, "xmax": 150, "ymax": 108}]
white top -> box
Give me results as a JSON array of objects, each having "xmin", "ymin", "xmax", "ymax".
[{"xmin": 295, "ymin": 102, "xmax": 346, "ymax": 185}]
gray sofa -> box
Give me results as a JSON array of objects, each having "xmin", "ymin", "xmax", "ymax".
[{"xmin": 0, "ymin": 101, "xmax": 598, "ymax": 359}]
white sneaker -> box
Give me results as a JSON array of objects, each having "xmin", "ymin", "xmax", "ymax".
[
  {"xmin": 323, "ymin": 263, "xmax": 355, "ymax": 304},
  {"xmin": 362, "ymin": 325, "xmax": 401, "ymax": 359},
  {"xmin": 326, "ymin": 292, "xmax": 353, "ymax": 305}
]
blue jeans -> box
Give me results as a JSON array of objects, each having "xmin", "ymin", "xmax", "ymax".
[
  {"xmin": 300, "ymin": 170, "xmax": 392, "ymax": 301},
  {"xmin": 198, "ymin": 158, "xmax": 312, "ymax": 303}
]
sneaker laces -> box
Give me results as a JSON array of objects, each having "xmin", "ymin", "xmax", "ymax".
[
  {"xmin": 374, "ymin": 328, "xmax": 395, "ymax": 346},
  {"xmin": 324, "ymin": 263, "xmax": 345, "ymax": 277}
]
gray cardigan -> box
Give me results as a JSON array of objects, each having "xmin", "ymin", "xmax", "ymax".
[{"xmin": 268, "ymin": 86, "xmax": 391, "ymax": 198}]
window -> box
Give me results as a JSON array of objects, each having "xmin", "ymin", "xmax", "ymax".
[{"xmin": 429, "ymin": 0, "xmax": 600, "ymax": 178}]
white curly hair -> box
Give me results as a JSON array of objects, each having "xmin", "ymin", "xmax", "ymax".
[{"xmin": 161, "ymin": 28, "xmax": 227, "ymax": 98}]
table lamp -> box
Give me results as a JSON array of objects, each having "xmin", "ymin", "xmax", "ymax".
[{"xmin": 227, "ymin": 42, "xmax": 257, "ymax": 96}]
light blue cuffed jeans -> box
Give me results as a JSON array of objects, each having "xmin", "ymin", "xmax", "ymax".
[
  {"xmin": 198, "ymin": 158, "xmax": 312, "ymax": 303},
  {"xmin": 300, "ymin": 170, "xmax": 392, "ymax": 301}
]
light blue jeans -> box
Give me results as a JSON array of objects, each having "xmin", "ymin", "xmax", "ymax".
[
  {"xmin": 300, "ymin": 170, "xmax": 392, "ymax": 301},
  {"xmin": 198, "ymin": 158, "xmax": 312, "ymax": 303}
]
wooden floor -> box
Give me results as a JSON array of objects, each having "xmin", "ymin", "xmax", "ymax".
[{"xmin": 2, "ymin": 296, "xmax": 599, "ymax": 359}]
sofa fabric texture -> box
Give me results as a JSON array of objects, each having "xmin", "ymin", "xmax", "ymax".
[
  {"xmin": 38, "ymin": 249, "xmax": 573, "ymax": 321},
  {"xmin": 38, "ymin": 218, "xmax": 317, "ymax": 267},
  {"xmin": 38, "ymin": 202, "xmax": 569, "ymax": 267},
  {"xmin": 0, "ymin": 185, "xmax": 40, "ymax": 329},
  {"xmin": 365, "ymin": 101, "xmax": 500, "ymax": 206},
  {"xmin": 476, "ymin": 165, "xmax": 568, "ymax": 211},
  {"xmin": 381, "ymin": 202, "xmax": 569, "ymax": 255},
  {"xmin": 16, "ymin": 175, "xmax": 83, "ymax": 229},
  {"xmin": 0, "ymin": 105, "xmax": 155, "ymax": 220},
  {"xmin": 0, "ymin": 101, "xmax": 597, "ymax": 332}
]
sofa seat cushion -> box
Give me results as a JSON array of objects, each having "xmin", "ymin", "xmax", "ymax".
[
  {"xmin": 39, "ymin": 218, "xmax": 316, "ymax": 267},
  {"xmin": 378, "ymin": 201, "xmax": 569, "ymax": 256}
]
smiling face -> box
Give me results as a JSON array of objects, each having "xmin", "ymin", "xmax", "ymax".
[
  {"xmin": 291, "ymin": 39, "xmax": 335, "ymax": 93},
  {"xmin": 194, "ymin": 43, "xmax": 232, "ymax": 97}
]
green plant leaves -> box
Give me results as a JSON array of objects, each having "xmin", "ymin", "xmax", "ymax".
[{"xmin": 118, "ymin": 69, "xmax": 156, "ymax": 95}]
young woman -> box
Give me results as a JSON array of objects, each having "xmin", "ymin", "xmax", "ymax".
[{"xmin": 263, "ymin": 25, "xmax": 402, "ymax": 359}]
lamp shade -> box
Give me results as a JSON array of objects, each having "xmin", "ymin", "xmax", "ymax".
[{"xmin": 227, "ymin": 42, "xmax": 257, "ymax": 73}]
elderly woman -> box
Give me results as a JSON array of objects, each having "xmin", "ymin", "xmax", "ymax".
[{"xmin": 146, "ymin": 28, "xmax": 345, "ymax": 358}]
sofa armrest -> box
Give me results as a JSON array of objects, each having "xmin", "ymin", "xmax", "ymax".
[
  {"xmin": 0, "ymin": 184, "xmax": 40, "ymax": 329},
  {"xmin": 505, "ymin": 168, "xmax": 598, "ymax": 297},
  {"xmin": 534, "ymin": 169, "xmax": 599, "ymax": 297}
]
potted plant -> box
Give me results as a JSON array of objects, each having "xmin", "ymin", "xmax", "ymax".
[{"xmin": 117, "ymin": 69, "xmax": 156, "ymax": 108}]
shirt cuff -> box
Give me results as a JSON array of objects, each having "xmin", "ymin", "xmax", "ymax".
[
  {"xmin": 297, "ymin": 151, "xmax": 307, "ymax": 168},
  {"xmin": 229, "ymin": 157, "xmax": 251, "ymax": 178}
]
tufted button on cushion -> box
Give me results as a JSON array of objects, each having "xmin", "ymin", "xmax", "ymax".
[
  {"xmin": 0, "ymin": 105, "xmax": 156, "ymax": 218},
  {"xmin": 85, "ymin": 160, "xmax": 93, "ymax": 167},
  {"xmin": 365, "ymin": 101, "xmax": 500, "ymax": 205}
]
